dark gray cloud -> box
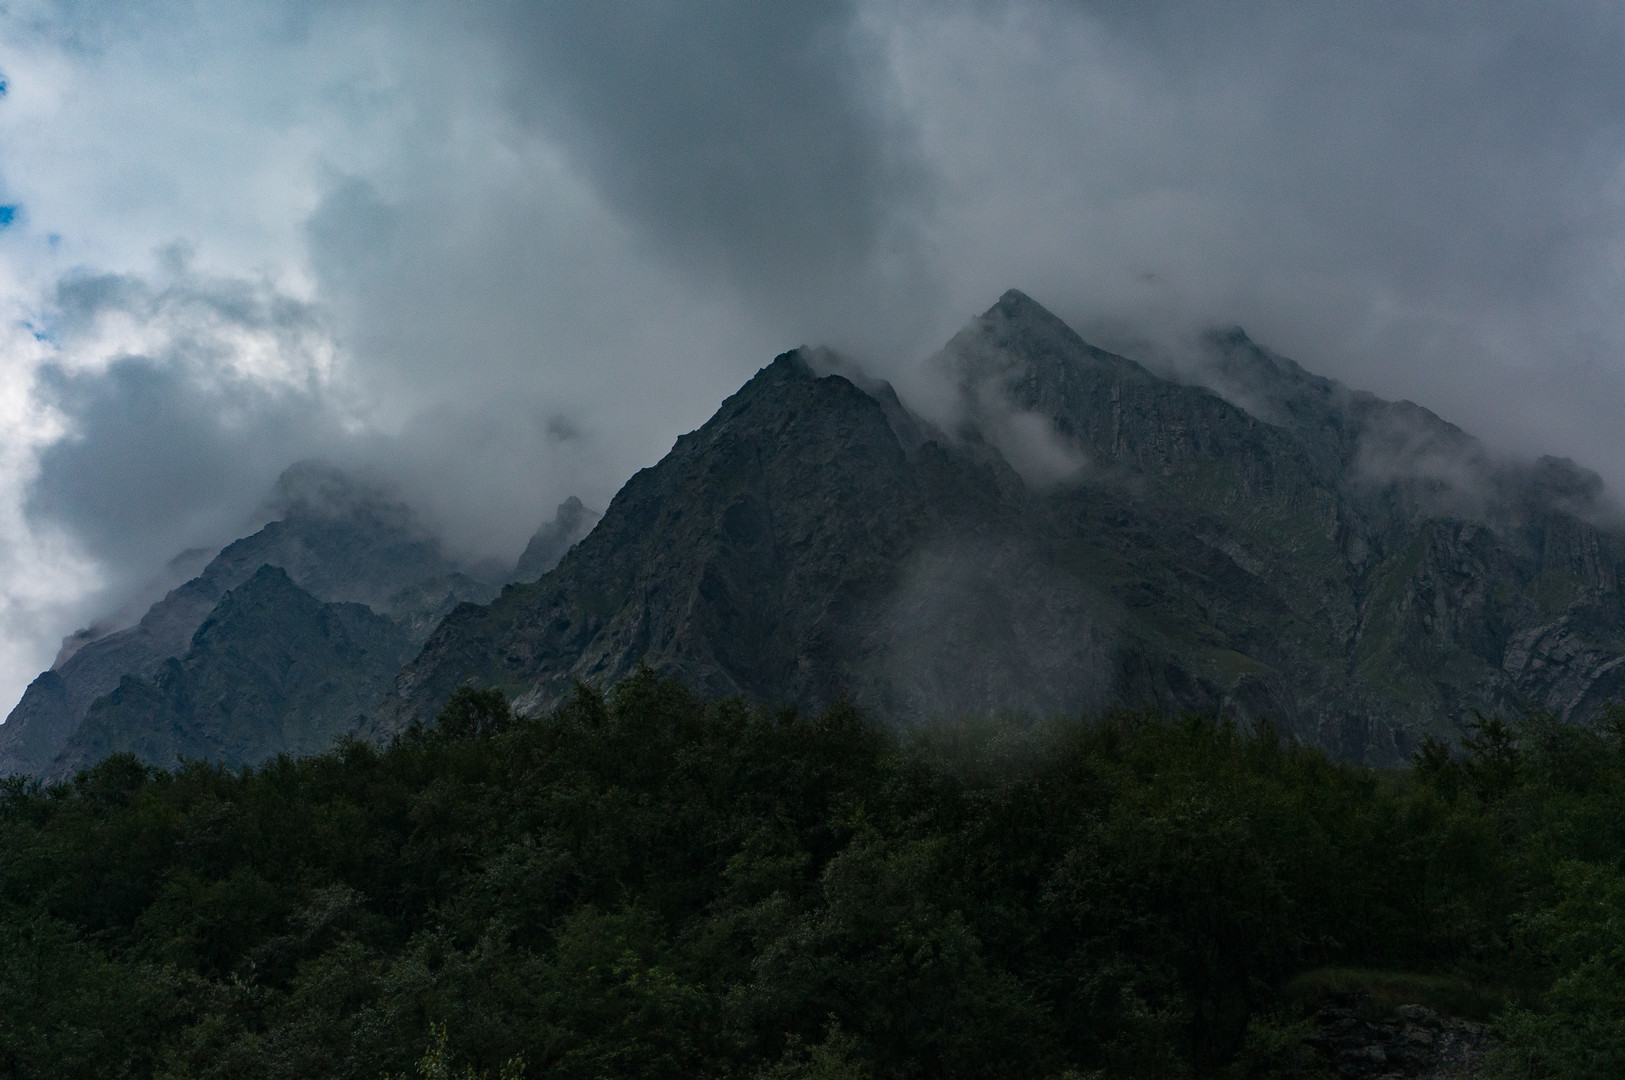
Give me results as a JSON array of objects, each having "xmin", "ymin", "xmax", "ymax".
[
  {"xmin": 17, "ymin": 0, "xmax": 1625, "ymax": 526},
  {"xmin": 297, "ymin": 165, "xmax": 779, "ymax": 555},
  {"xmin": 21, "ymin": 250, "xmax": 608, "ymax": 589},
  {"xmin": 484, "ymin": 0, "xmax": 934, "ymax": 338},
  {"xmin": 876, "ymin": 0, "xmax": 1625, "ymax": 489},
  {"xmin": 24, "ymin": 260, "xmax": 351, "ymax": 593},
  {"xmin": 1077, "ymin": 0, "xmax": 1625, "ymax": 317},
  {"xmin": 28, "ymin": 357, "xmax": 338, "ymax": 570}
]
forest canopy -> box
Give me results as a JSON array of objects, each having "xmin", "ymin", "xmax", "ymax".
[{"xmin": 2, "ymin": 672, "xmax": 1623, "ymax": 1079}]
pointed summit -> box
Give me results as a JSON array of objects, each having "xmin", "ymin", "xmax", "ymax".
[
  {"xmin": 939, "ymin": 290, "xmax": 1147, "ymax": 399},
  {"xmin": 50, "ymin": 565, "xmax": 414, "ymax": 778},
  {"xmin": 988, "ymin": 288, "xmax": 1069, "ymax": 327},
  {"xmin": 922, "ymin": 289, "xmax": 1161, "ymax": 473},
  {"xmin": 513, "ymin": 496, "xmax": 600, "ymax": 583},
  {"xmin": 978, "ymin": 289, "xmax": 1121, "ymax": 361}
]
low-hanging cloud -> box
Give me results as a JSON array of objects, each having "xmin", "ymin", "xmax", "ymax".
[
  {"xmin": 889, "ymin": 1, "xmax": 1625, "ymax": 481},
  {"xmin": 30, "ymin": 356, "xmax": 339, "ymax": 579},
  {"xmin": 15, "ymin": 255, "xmax": 355, "ymax": 638}
]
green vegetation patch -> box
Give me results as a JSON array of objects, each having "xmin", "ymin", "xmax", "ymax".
[{"xmin": 6, "ymin": 678, "xmax": 1625, "ymax": 1078}]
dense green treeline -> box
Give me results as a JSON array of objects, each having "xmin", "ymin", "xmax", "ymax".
[{"xmin": 3, "ymin": 672, "xmax": 1625, "ymax": 1078}]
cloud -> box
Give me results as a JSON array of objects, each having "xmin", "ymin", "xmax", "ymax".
[
  {"xmin": 881, "ymin": 536, "xmax": 1116, "ymax": 722},
  {"xmin": 15, "ymin": 254, "xmax": 353, "ymax": 642},
  {"xmin": 3, "ymin": 0, "xmax": 1625, "ymax": 718},
  {"xmin": 28, "ymin": 358, "xmax": 338, "ymax": 577},
  {"xmin": 14, "ymin": 241, "xmax": 640, "ymax": 594},
  {"xmin": 484, "ymin": 0, "xmax": 937, "ymax": 344},
  {"xmin": 880, "ymin": 1, "xmax": 1625, "ymax": 478}
]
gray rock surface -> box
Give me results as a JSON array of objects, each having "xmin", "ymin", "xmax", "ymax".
[
  {"xmin": 49, "ymin": 565, "xmax": 415, "ymax": 778},
  {"xmin": 0, "ymin": 462, "xmax": 496, "ymax": 777},
  {"xmin": 369, "ymin": 292, "xmax": 1625, "ymax": 763},
  {"xmin": 1309, "ymin": 1002, "xmax": 1492, "ymax": 1078},
  {"xmin": 512, "ymin": 496, "xmax": 600, "ymax": 582}
]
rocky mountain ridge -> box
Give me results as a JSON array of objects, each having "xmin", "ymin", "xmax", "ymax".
[
  {"xmin": 48, "ymin": 565, "xmax": 416, "ymax": 778},
  {"xmin": 373, "ymin": 292, "xmax": 1625, "ymax": 763},
  {"xmin": 0, "ymin": 463, "xmax": 518, "ymax": 777},
  {"xmin": 7, "ymin": 290, "xmax": 1625, "ymax": 773}
]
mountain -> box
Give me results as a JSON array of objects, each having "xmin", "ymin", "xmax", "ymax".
[
  {"xmin": 367, "ymin": 348, "xmax": 1052, "ymax": 739},
  {"xmin": 370, "ymin": 292, "xmax": 1625, "ymax": 763},
  {"xmin": 512, "ymin": 496, "xmax": 600, "ymax": 582},
  {"xmin": 48, "ymin": 565, "xmax": 415, "ymax": 778},
  {"xmin": 0, "ymin": 462, "xmax": 499, "ymax": 777},
  {"xmin": 12, "ymin": 292, "xmax": 1624, "ymax": 773}
]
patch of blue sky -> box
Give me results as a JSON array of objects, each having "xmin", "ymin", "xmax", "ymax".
[{"xmin": 0, "ymin": 205, "xmax": 16, "ymax": 229}]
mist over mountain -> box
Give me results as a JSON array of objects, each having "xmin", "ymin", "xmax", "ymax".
[
  {"xmin": 7, "ymin": 3, "xmax": 1625, "ymax": 735},
  {"xmin": 0, "ymin": 463, "xmax": 502, "ymax": 777},
  {"xmin": 371, "ymin": 292, "xmax": 1625, "ymax": 765},
  {"xmin": 5, "ymin": 291, "xmax": 1625, "ymax": 776}
]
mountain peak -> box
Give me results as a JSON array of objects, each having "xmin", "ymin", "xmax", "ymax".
[
  {"xmin": 52, "ymin": 561, "xmax": 414, "ymax": 777},
  {"xmin": 992, "ymin": 287, "xmax": 1038, "ymax": 309},
  {"xmin": 513, "ymin": 496, "xmax": 601, "ymax": 583},
  {"xmin": 988, "ymin": 288, "xmax": 1070, "ymax": 329},
  {"xmin": 955, "ymin": 289, "xmax": 1140, "ymax": 377},
  {"xmin": 930, "ymin": 290, "xmax": 1152, "ymax": 436},
  {"xmin": 766, "ymin": 348, "xmax": 817, "ymax": 379},
  {"xmin": 265, "ymin": 459, "xmax": 418, "ymax": 533},
  {"xmin": 701, "ymin": 350, "xmax": 820, "ymax": 420}
]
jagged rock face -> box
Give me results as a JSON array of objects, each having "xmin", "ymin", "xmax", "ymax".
[
  {"xmin": 368, "ymin": 352, "xmax": 1037, "ymax": 737},
  {"xmin": 933, "ymin": 293, "xmax": 1625, "ymax": 757},
  {"xmin": 512, "ymin": 496, "xmax": 601, "ymax": 583},
  {"xmin": 364, "ymin": 342, "xmax": 1314, "ymax": 743},
  {"xmin": 1307, "ymin": 1002, "xmax": 1492, "ymax": 1078},
  {"xmin": 0, "ymin": 464, "xmax": 496, "ymax": 777},
  {"xmin": 49, "ymin": 566, "xmax": 414, "ymax": 779},
  {"xmin": 374, "ymin": 293, "xmax": 1625, "ymax": 764},
  {"xmin": 366, "ymin": 350, "xmax": 1130, "ymax": 739}
]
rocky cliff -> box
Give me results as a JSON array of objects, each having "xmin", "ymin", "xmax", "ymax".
[
  {"xmin": 371, "ymin": 292, "xmax": 1625, "ymax": 764},
  {"xmin": 0, "ymin": 462, "xmax": 498, "ymax": 777},
  {"xmin": 512, "ymin": 496, "xmax": 601, "ymax": 583},
  {"xmin": 50, "ymin": 565, "xmax": 415, "ymax": 778}
]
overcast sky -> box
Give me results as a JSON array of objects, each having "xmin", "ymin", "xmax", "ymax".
[{"xmin": 2, "ymin": 0, "xmax": 1624, "ymax": 713}]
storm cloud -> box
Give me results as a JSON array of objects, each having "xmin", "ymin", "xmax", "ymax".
[
  {"xmin": 2, "ymin": 0, "xmax": 1625, "ymax": 711},
  {"xmin": 487, "ymin": 0, "xmax": 935, "ymax": 330}
]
